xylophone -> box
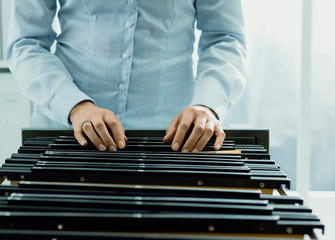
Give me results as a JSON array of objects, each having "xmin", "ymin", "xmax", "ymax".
[{"xmin": 0, "ymin": 129, "xmax": 324, "ymax": 239}]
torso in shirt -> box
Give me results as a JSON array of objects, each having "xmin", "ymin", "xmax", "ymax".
[{"xmin": 55, "ymin": 0, "xmax": 197, "ymax": 128}]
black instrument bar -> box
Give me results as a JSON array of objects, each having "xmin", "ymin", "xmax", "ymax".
[
  {"xmin": 34, "ymin": 161, "xmax": 250, "ymax": 172},
  {"xmin": 0, "ymin": 229, "xmax": 279, "ymax": 240},
  {"xmin": 43, "ymin": 150, "xmax": 243, "ymax": 160},
  {"xmin": 4, "ymin": 169, "xmax": 290, "ymax": 189},
  {"xmin": 0, "ymin": 211, "xmax": 323, "ymax": 234},
  {"xmin": 7, "ymin": 194, "xmax": 274, "ymax": 215}
]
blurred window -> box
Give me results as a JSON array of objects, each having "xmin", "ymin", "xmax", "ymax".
[{"xmin": 224, "ymin": 0, "xmax": 302, "ymax": 189}]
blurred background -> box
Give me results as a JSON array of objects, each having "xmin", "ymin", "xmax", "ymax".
[{"xmin": 0, "ymin": 0, "xmax": 334, "ymax": 238}]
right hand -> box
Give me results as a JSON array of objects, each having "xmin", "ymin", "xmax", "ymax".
[{"xmin": 69, "ymin": 100, "xmax": 127, "ymax": 151}]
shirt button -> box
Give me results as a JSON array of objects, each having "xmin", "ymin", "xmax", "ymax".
[
  {"xmin": 125, "ymin": 21, "xmax": 131, "ymax": 28},
  {"xmin": 119, "ymin": 83, "xmax": 125, "ymax": 90},
  {"xmin": 122, "ymin": 52, "xmax": 128, "ymax": 59}
]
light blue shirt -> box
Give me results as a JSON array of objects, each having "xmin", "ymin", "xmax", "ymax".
[{"xmin": 7, "ymin": 0, "xmax": 246, "ymax": 129}]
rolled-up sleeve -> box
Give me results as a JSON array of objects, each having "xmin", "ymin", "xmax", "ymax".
[
  {"xmin": 6, "ymin": 0, "xmax": 93, "ymax": 127},
  {"xmin": 191, "ymin": 0, "xmax": 247, "ymax": 123}
]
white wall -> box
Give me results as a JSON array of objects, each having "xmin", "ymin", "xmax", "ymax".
[
  {"xmin": 0, "ymin": 71, "xmax": 31, "ymax": 162},
  {"xmin": 0, "ymin": 0, "xmax": 31, "ymax": 163},
  {"xmin": 1, "ymin": 0, "xmax": 11, "ymax": 59}
]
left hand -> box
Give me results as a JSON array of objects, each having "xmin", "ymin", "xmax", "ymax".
[{"xmin": 163, "ymin": 105, "xmax": 225, "ymax": 152}]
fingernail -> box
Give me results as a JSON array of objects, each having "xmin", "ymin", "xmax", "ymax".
[
  {"xmin": 182, "ymin": 149, "xmax": 189, "ymax": 153},
  {"xmin": 99, "ymin": 144, "xmax": 107, "ymax": 151},
  {"xmin": 192, "ymin": 149, "xmax": 199, "ymax": 153},
  {"xmin": 172, "ymin": 142, "xmax": 179, "ymax": 151},
  {"xmin": 216, "ymin": 144, "xmax": 221, "ymax": 149},
  {"xmin": 109, "ymin": 145, "xmax": 117, "ymax": 151},
  {"xmin": 80, "ymin": 140, "xmax": 86, "ymax": 145},
  {"xmin": 118, "ymin": 140, "xmax": 125, "ymax": 149}
]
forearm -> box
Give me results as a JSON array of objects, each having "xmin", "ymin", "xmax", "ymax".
[
  {"xmin": 7, "ymin": 0, "xmax": 92, "ymax": 127},
  {"xmin": 193, "ymin": 0, "xmax": 247, "ymax": 123}
]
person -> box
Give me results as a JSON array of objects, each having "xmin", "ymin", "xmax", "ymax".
[{"xmin": 7, "ymin": 0, "xmax": 246, "ymax": 152}]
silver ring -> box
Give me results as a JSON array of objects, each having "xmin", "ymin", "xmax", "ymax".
[{"xmin": 80, "ymin": 120, "xmax": 91, "ymax": 131}]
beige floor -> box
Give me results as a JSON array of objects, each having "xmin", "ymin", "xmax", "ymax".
[{"xmin": 308, "ymin": 192, "xmax": 335, "ymax": 240}]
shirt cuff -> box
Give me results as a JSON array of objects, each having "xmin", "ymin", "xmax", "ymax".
[{"xmin": 190, "ymin": 84, "xmax": 230, "ymax": 125}]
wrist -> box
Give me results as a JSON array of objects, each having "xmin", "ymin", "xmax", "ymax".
[
  {"xmin": 69, "ymin": 100, "xmax": 95, "ymax": 124},
  {"xmin": 193, "ymin": 105, "xmax": 219, "ymax": 120}
]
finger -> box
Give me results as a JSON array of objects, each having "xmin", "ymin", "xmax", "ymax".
[
  {"xmin": 82, "ymin": 120, "xmax": 107, "ymax": 151},
  {"xmin": 92, "ymin": 118, "xmax": 117, "ymax": 151},
  {"xmin": 192, "ymin": 120, "xmax": 215, "ymax": 152},
  {"xmin": 105, "ymin": 114, "xmax": 126, "ymax": 149},
  {"xmin": 214, "ymin": 124, "xmax": 226, "ymax": 150},
  {"xmin": 163, "ymin": 117, "xmax": 178, "ymax": 143},
  {"xmin": 181, "ymin": 116, "xmax": 207, "ymax": 152},
  {"xmin": 73, "ymin": 124, "xmax": 88, "ymax": 146},
  {"xmin": 171, "ymin": 114, "xmax": 194, "ymax": 151}
]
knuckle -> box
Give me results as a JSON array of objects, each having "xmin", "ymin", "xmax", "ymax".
[
  {"xmin": 109, "ymin": 120, "xmax": 118, "ymax": 128},
  {"xmin": 189, "ymin": 107, "xmax": 197, "ymax": 114},
  {"xmin": 180, "ymin": 122, "xmax": 190, "ymax": 131},
  {"xmin": 94, "ymin": 121, "xmax": 104, "ymax": 130},
  {"xmin": 205, "ymin": 126, "xmax": 214, "ymax": 135},
  {"xmin": 101, "ymin": 109, "xmax": 110, "ymax": 115},
  {"xmin": 82, "ymin": 123, "xmax": 91, "ymax": 132},
  {"xmin": 102, "ymin": 110, "xmax": 115, "ymax": 121},
  {"xmin": 198, "ymin": 109, "xmax": 207, "ymax": 116},
  {"xmin": 194, "ymin": 125, "xmax": 205, "ymax": 133}
]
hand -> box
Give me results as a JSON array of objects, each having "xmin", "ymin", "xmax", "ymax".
[
  {"xmin": 69, "ymin": 100, "xmax": 127, "ymax": 151},
  {"xmin": 163, "ymin": 105, "xmax": 225, "ymax": 152}
]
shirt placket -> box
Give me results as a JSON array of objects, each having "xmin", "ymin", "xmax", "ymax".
[{"xmin": 116, "ymin": 7, "xmax": 138, "ymax": 121}]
